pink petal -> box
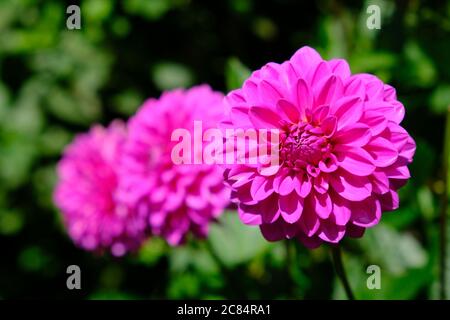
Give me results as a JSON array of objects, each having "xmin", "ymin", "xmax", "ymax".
[
  {"xmin": 346, "ymin": 223, "xmax": 366, "ymax": 238},
  {"xmin": 332, "ymin": 95, "xmax": 363, "ymax": 130},
  {"xmin": 290, "ymin": 46, "xmax": 323, "ymax": 77},
  {"xmin": 311, "ymin": 191, "xmax": 332, "ymax": 219},
  {"xmin": 329, "ymin": 59, "xmax": 351, "ymax": 79},
  {"xmin": 307, "ymin": 164, "xmax": 320, "ymax": 177},
  {"xmin": 370, "ymin": 171, "xmax": 390, "ymax": 194},
  {"xmin": 391, "ymin": 101, "xmax": 405, "ymax": 124},
  {"xmin": 297, "ymin": 233, "xmax": 323, "ymax": 248},
  {"xmin": 231, "ymin": 183, "xmax": 257, "ymax": 205},
  {"xmin": 307, "ymin": 61, "xmax": 332, "ymax": 86},
  {"xmin": 260, "ymin": 221, "xmax": 285, "ymax": 241},
  {"xmin": 399, "ymin": 136, "xmax": 416, "ymax": 161},
  {"xmin": 332, "ymin": 196, "xmax": 351, "ymax": 226},
  {"xmin": 335, "ymin": 146, "xmax": 376, "ymax": 176},
  {"xmin": 299, "ymin": 204, "xmax": 320, "ymax": 236},
  {"xmin": 188, "ymin": 208, "xmax": 210, "ymax": 225},
  {"xmin": 260, "ymin": 194, "xmax": 281, "ymax": 223},
  {"xmin": 379, "ymin": 190, "xmax": 399, "ymax": 211},
  {"xmin": 277, "ymin": 99, "xmax": 300, "ymax": 123},
  {"xmin": 360, "ymin": 110, "xmax": 388, "ymax": 136},
  {"xmin": 227, "ymin": 170, "xmax": 254, "ymax": 186},
  {"xmin": 344, "ymin": 76, "xmax": 365, "ymax": 99},
  {"xmin": 296, "ymin": 78, "xmax": 313, "ymax": 116},
  {"xmin": 384, "ymin": 164, "xmax": 411, "ymax": 180},
  {"xmin": 282, "ymin": 220, "xmax": 300, "ymax": 239},
  {"xmin": 149, "ymin": 210, "xmax": 167, "ymax": 229},
  {"xmin": 385, "ymin": 124, "xmax": 410, "ymax": 152},
  {"xmin": 243, "ymin": 79, "xmax": 259, "ymax": 104},
  {"xmin": 238, "ymin": 205, "xmax": 262, "ymax": 225},
  {"xmin": 383, "ymin": 84, "xmax": 397, "ymax": 100},
  {"xmin": 314, "ymin": 75, "xmax": 343, "ymax": 106},
  {"xmin": 258, "ymin": 80, "xmax": 283, "ymax": 106},
  {"xmin": 318, "ymin": 153, "xmax": 338, "ymax": 173},
  {"xmin": 258, "ymin": 164, "xmax": 281, "ymax": 176},
  {"xmin": 313, "ymin": 174, "xmax": 329, "ymax": 194},
  {"xmin": 281, "ymin": 62, "xmax": 299, "ymax": 94},
  {"xmin": 185, "ymin": 194, "xmax": 208, "ymax": 210},
  {"xmin": 227, "ymin": 90, "xmax": 246, "ymax": 104},
  {"xmin": 261, "ymin": 63, "xmax": 281, "ymax": 79},
  {"xmin": 362, "ymin": 75, "xmax": 384, "ymax": 99},
  {"xmin": 230, "ymin": 105, "xmax": 253, "ymax": 128},
  {"xmin": 312, "ymin": 105, "xmax": 330, "ymax": 124},
  {"xmin": 250, "ymin": 175, "xmax": 274, "ymax": 201},
  {"xmin": 329, "ymin": 170, "xmax": 372, "ymax": 201},
  {"xmin": 293, "ymin": 172, "xmax": 312, "ymax": 197},
  {"xmin": 272, "ymin": 168, "xmax": 289, "ymax": 192},
  {"xmin": 278, "ymin": 175, "xmax": 295, "ymax": 196},
  {"xmin": 249, "ymin": 106, "xmax": 282, "ymax": 129},
  {"xmin": 321, "ymin": 116, "xmax": 337, "ymax": 136},
  {"xmin": 279, "ymin": 192, "xmax": 304, "ymax": 223},
  {"xmin": 366, "ymin": 99, "xmax": 404, "ymax": 124},
  {"xmin": 364, "ymin": 137, "xmax": 398, "ymax": 167},
  {"xmin": 318, "ymin": 220, "xmax": 346, "ymax": 243},
  {"xmin": 333, "ymin": 124, "xmax": 372, "ymax": 147},
  {"xmin": 351, "ymin": 197, "xmax": 381, "ymax": 227}
]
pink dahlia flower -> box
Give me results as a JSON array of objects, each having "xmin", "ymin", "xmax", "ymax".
[
  {"xmin": 118, "ymin": 85, "xmax": 230, "ymax": 246},
  {"xmin": 223, "ymin": 46, "xmax": 416, "ymax": 247},
  {"xmin": 54, "ymin": 121, "xmax": 148, "ymax": 256}
]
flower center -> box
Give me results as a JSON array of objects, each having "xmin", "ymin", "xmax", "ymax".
[{"xmin": 280, "ymin": 123, "xmax": 330, "ymax": 169}]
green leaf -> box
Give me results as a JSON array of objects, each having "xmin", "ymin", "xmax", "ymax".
[
  {"xmin": 0, "ymin": 209, "xmax": 24, "ymax": 236},
  {"xmin": 112, "ymin": 89, "xmax": 143, "ymax": 116},
  {"xmin": 168, "ymin": 272, "xmax": 201, "ymax": 298},
  {"xmin": 360, "ymin": 224, "xmax": 428, "ymax": 275},
  {"xmin": 18, "ymin": 246, "xmax": 50, "ymax": 272},
  {"xmin": 208, "ymin": 211, "xmax": 269, "ymax": 268},
  {"xmin": 89, "ymin": 291, "xmax": 138, "ymax": 300},
  {"xmin": 430, "ymin": 84, "xmax": 450, "ymax": 114},
  {"xmin": 151, "ymin": 62, "xmax": 194, "ymax": 90},
  {"xmin": 332, "ymin": 254, "xmax": 432, "ymax": 299},
  {"xmin": 409, "ymin": 138, "xmax": 436, "ymax": 187},
  {"xmin": 428, "ymin": 216, "xmax": 450, "ymax": 299},
  {"xmin": 252, "ymin": 17, "xmax": 277, "ymax": 42},
  {"xmin": 32, "ymin": 165, "xmax": 57, "ymax": 209},
  {"xmin": 45, "ymin": 86, "xmax": 101, "ymax": 125},
  {"xmin": 137, "ymin": 238, "xmax": 166, "ymax": 266},
  {"xmin": 402, "ymin": 41, "xmax": 437, "ymax": 88},
  {"xmin": 350, "ymin": 52, "xmax": 397, "ymax": 76},
  {"xmin": 225, "ymin": 57, "xmax": 251, "ymax": 91},
  {"xmin": 38, "ymin": 126, "xmax": 71, "ymax": 156},
  {"xmin": 319, "ymin": 16, "xmax": 348, "ymax": 59},
  {"xmin": 0, "ymin": 134, "xmax": 37, "ymax": 189},
  {"xmin": 169, "ymin": 244, "xmax": 219, "ymax": 274},
  {"xmin": 229, "ymin": 0, "xmax": 253, "ymax": 13},
  {"xmin": 124, "ymin": 0, "xmax": 184, "ymax": 20},
  {"xmin": 0, "ymin": 83, "xmax": 11, "ymax": 118},
  {"xmin": 417, "ymin": 186, "xmax": 436, "ymax": 220},
  {"xmin": 84, "ymin": 0, "xmax": 113, "ymax": 23},
  {"xmin": 382, "ymin": 206, "xmax": 420, "ymax": 229}
]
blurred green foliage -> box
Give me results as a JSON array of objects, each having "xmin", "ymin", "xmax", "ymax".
[{"xmin": 0, "ymin": 0, "xmax": 449, "ymax": 299}]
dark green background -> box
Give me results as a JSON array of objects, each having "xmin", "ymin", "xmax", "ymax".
[{"xmin": 0, "ymin": 0, "xmax": 449, "ymax": 299}]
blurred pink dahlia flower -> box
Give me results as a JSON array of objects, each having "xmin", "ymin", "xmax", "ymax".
[
  {"xmin": 118, "ymin": 85, "xmax": 230, "ymax": 246},
  {"xmin": 223, "ymin": 46, "xmax": 416, "ymax": 247},
  {"xmin": 54, "ymin": 122, "xmax": 148, "ymax": 256}
]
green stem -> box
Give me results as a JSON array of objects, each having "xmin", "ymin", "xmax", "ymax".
[
  {"xmin": 439, "ymin": 106, "xmax": 450, "ymax": 300},
  {"xmin": 331, "ymin": 246, "xmax": 355, "ymax": 300},
  {"xmin": 285, "ymin": 241, "xmax": 301, "ymax": 299}
]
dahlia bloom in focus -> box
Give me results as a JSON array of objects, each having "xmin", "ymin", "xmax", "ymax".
[
  {"xmin": 119, "ymin": 85, "xmax": 230, "ymax": 246},
  {"xmin": 54, "ymin": 122, "xmax": 148, "ymax": 256},
  {"xmin": 223, "ymin": 46, "xmax": 416, "ymax": 247}
]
